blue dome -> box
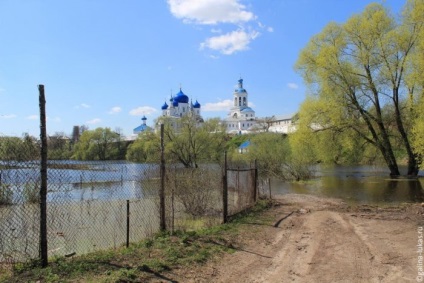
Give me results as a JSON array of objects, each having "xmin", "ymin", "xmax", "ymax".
[
  {"xmin": 236, "ymin": 78, "xmax": 246, "ymax": 93},
  {"xmin": 193, "ymin": 100, "xmax": 201, "ymax": 108},
  {"xmin": 174, "ymin": 89, "xmax": 189, "ymax": 103},
  {"xmin": 173, "ymin": 100, "xmax": 179, "ymax": 107},
  {"xmin": 161, "ymin": 102, "xmax": 168, "ymax": 110},
  {"xmin": 241, "ymin": 107, "xmax": 254, "ymax": 112}
]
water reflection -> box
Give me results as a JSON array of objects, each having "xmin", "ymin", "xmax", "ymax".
[{"xmin": 272, "ymin": 165, "xmax": 424, "ymax": 205}]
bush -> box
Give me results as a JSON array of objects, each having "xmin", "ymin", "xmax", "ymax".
[
  {"xmin": 167, "ymin": 167, "xmax": 221, "ymax": 217},
  {"xmin": 0, "ymin": 183, "xmax": 13, "ymax": 205},
  {"xmin": 23, "ymin": 182, "xmax": 39, "ymax": 204}
]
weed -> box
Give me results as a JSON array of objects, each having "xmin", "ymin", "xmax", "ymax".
[{"xmin": 2, "ymin": 199, "xmax": 273, "ymax": 283}]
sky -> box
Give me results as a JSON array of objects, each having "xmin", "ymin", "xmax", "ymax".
[{"xmin": 0, "ymin": 0, "xmax": 406, "ymax": 137}]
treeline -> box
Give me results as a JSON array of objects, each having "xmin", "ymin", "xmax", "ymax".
[{"xmin": 0, "ymin": 117, "xmax": 315, "ymax": 180}]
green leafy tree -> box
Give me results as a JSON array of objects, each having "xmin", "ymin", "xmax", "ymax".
[
  {"xmin": 126, "ymin": 131, "xmax": 161, "ymax": 163},
  {"xmin": 295, "ymin": 1, "xmax": 424, "ymax": 176},
  {"xmin": 48, "ymin": 132, "xmax": 73, "ymax": 160},
  {"xmin": 72, "ymin": 127, "xmax": 122, "ymax": 160},
  {"xmin": 233, "ymin": 132, "xmax": 312, "ymax": 180},
  {"xmin": 162, "ymin": 116, "xmax": 227, "ymax": 168},
  {"xmin": 0, "ymin": 134, "xmax": 39, "ymax": 161}
]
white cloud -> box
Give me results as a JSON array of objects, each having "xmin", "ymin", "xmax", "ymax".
[
  {"xmin": 288, "ymin": 83, "xmax": 299, "ymax": 89},
  {"xmin": 86, "ymin": 118, "xmax": 101, "ymax": 125},
  {"xmin": 267, "ymin": 26, "xmax": 274, "ymax": 32},
  {"xmin": 200, "ymin": 29, "xmax": 259, "ymax": 55},
  {"xmin": 167, "ymin": 0, "xmax": 255, "ymax": 25},
  {"xmin": 1, "ymin": 114, "xmax": 16, "ymax": 119},
  {"xmin": 129, "ymin": 106, "xmax": 157, "ymax": 116},
  {"xmin": 27, "ymin": 115, "xmax": 38, "ymax": 120},
  {"xmin": 108, "ymin": 106, "xmax": 122, "ymax": 114},
  {"xmin": 203, "ymin": 99, "xmax": 233, "ymax": 111},
  {"xmin": 75, "ymin": 103, "xmax": 90, "ymax": 109}
]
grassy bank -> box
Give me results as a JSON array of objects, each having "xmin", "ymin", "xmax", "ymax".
[{"xmin": 1, "ymin": 199, "xmax": 273, "ymax": 283}]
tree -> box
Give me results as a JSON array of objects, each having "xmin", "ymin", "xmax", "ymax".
[
  {"xmin": 0, "ymin": 134, "xmax": 39, "ymax": 162},
  {"xmin": 295, "ymin": 1, "xmax": 424, "ymax": 176},
  {"xmin": 72, "ymin": 127, "xmax": 122, "ymax": 160},
  {"xmin": 126, "ymin": 131, "xmax": 161, "ymax": 163},
  {"xmin": 48, "ymin": 132, "xmax": 73, "ymax": 160},
  {"xmin": 240, "ymin": 132, "xmax": 314, "ymax": 180},
  {"xmin": 164, "ymin": 116, "xmax": 227, "ymax": 168}
]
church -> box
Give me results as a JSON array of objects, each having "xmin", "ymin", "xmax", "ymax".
[
  {"xmin": 132, "ymin": 78, "xmax": 294, "ymax": 136},
  {"xmin": 224, "ymin": 78, "xmax": 257, "ymax": 134},
  {"xmin": 160, "ymin": 88, "xmax": 202, "ymax": 120}
]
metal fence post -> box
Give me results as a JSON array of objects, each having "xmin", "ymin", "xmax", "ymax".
[
  {"xmin": 159, "ymin": 124, "xmax": 166, "ymax": 231},
  {"xmin": 38, "ymin": 84, "xmax": 48, "ymax": 267}
]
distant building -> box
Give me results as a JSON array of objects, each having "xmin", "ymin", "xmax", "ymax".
[
  {"xmin": 238, "ymin": 140, "xmax": 251, "ymax": 154},
  {"xmin": 130, "ymin": 79, "xmax": 295, "ymax": 138},
  {"xmin": 224, "ymin": 78, "xmax": 257, "ymax": 134},
  {"xmin": 158, "ymin": 87, "xmax": 203, "ymax": 131},
  {"xmin": 268, "ymin": 114, "xmax": 296, "ymax": 134},
  {"xmin": 161, "ymin": 88, "xmax": 202, "ymax": 120},
  {"xmin": 133, "ymin": 116, "xmax": 153, "ymax": 135}
]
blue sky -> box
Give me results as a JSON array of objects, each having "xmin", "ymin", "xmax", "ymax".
[{"xmin": 0, "ymin": 0, "xmax": 405, "ymax": 137}]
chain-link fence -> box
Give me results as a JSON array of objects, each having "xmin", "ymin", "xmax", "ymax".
[
  {"xmin": 0, "ymin": 136, "xmax": 259, "ymax": 270},
  {"xmin": 164, "ymin": 166, "xmax": 223, "ymax": 232},
  {"xmin": 225, "ymin": 157, "xmax": 258, "ymax": 218},
  {"xmin": 0, "ymin": 148, "xmax": 161, "ymax": 267}
]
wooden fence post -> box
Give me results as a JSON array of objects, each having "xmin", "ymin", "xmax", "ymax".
[
  {"xmin": 254, "ymin": 159, "xmax": 258, "ymax": 203},
  {"xmin": 38, "ymin": 84, "xmax": 48, "ymax": 267},
  {"xmin": 159, "ymin": 124, "xmax": 166, "ymax": 231},
  {"xmin": 126, "ymin": 200, "xmax": 130, "ymax": 248},
  {"xmin": 223, "ymin": 151, "xmax": 228, "ymax": 224}
]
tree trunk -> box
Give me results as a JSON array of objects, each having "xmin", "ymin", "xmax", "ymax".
[{"xmin": 393, "ymin": 88, "xmax": 419, "ymax": 176}]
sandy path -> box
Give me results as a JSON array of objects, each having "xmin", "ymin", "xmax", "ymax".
[{"xmin": 165, "ymin": 194, "xmax": 423, "ymax": 283}]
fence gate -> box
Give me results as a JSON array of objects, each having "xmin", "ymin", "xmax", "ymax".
[{"xmin": 223, "ymin": 155, "xmax": 257, "ymax": 223}]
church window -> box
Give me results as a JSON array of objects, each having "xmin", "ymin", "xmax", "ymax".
[
  {"xmin": 239, "ymin": 97, "xmax": 241, "ymax": 106},
  {"xmin": 243, "ymin": 97, "xmax": 246, "ymax": 106}
]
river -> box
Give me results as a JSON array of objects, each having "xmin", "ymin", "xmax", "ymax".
[{"xmin": 271, "ymin": 165, "xmax": 424, "ymax": 205}]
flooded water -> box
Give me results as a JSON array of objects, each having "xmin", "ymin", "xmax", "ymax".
[{"xmin": 271, "ymin": 165, "xmax": 424, "ymax": 205}]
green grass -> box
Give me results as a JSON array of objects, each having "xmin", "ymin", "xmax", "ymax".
[{"xmin": 2, "ymin": 199, "xmax": 273, "ymax": 283}]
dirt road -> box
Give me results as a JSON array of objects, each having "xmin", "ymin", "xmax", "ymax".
[{"xmin": 167, "ymin": 194, "xmax": 424, "ymax": 283}]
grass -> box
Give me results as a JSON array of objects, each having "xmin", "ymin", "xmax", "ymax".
[{"xmin": 2, "ymin": 199, "xmax": 273, "ymax": 283}]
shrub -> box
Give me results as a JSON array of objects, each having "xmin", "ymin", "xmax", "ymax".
[
  {"xmin": 23, "ymin": 182, "xmax": 39, "ymax": 204},
  {"xmin": 0, "ymin": 183, "xmax": 13, "ymax": 205}
]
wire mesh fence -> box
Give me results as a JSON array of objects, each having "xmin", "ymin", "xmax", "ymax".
[
  {"xmin": 226, "ymin": 161, "xmax": 257, "ymax": 216},
  {"xmin": 0, "ymin": 135, "xmax": 259, "ymax": 270},
  {"xmin": 164, "ymin": 166, "xmax": 223, "ymax": 232}
]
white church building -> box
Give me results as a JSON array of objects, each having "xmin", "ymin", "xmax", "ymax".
[
  {"xmin": 160, "ymin": 88, "xmax": 202, "ymax": 119},
  {"xmin": 224, "ymin": 78, "xmax": 258, "ymax": 134},
  {"xmin": 131, "ymin": 78, "xmax": 295, "ymax": 138}
]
